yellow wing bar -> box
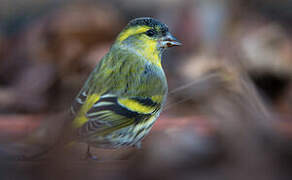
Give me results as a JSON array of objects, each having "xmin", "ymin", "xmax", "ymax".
[{"xmin": 118, "ymin": 96, "xmax": 162, "ymax": 114}]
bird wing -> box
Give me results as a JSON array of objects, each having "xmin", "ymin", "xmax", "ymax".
[
  {"xmin": 72, "ymin": 92, "xmax": 162, "ymax": 138},
  {"xmin": 70, "ymin": 46, "xmax": 166, "ymax": 138}
]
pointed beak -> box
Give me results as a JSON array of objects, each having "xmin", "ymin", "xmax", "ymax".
[{"xmin": 160, "ymin": 33, "xmax": 182, "ymax": 48}]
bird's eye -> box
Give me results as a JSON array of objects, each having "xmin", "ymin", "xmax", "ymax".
[{"xmin": 145, "ymin": 29, "xmax": 155, "ymax": 37}]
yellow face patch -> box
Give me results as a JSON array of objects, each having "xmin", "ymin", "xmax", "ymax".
[
  {"xmin": 136, "ymin": 35, "xmax": 161, "ymax": 67},
  {"xmin": 117, "ymin": 25, "xmax": 162, "ymax": 67},
  {"xmin": 117, "ymin": 26, "xmax": 151, "ymax": 42}
]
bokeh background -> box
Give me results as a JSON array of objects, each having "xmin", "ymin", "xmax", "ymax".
[{"xmin": 0, "ymin": 0, "xmax": 292, "ymax": 179}]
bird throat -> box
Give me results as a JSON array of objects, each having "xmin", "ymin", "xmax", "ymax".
[{"xmin": 131, "ymin": 38, "xmax": 162, "ymax": 67}]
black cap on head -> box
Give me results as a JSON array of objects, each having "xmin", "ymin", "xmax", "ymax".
[
  {"xmin": 119, "ymin": 17, "xmax": 181, "ymax": 47},
  {"xmin": 127, "ymin": 17, "xmax": 169, "ymax": 35}
]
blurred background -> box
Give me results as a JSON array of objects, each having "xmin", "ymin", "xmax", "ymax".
[{"xmin": 0, "ymin": 0, "xmax": 292, "ymax": 179}]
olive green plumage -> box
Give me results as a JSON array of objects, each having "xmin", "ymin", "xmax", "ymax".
[{"xmin": 70, "ymin": 17, "xmax": 181, "ymax": 157}]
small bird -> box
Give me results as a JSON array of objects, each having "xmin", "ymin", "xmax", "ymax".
[{"xmin": 68, "ymin": 17, "xmax": 181, "ymax": 159}]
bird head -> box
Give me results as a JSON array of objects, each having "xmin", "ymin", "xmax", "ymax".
[{"xmin": 115, "ymin": 17, "xmax": 181, "ymax": 64}]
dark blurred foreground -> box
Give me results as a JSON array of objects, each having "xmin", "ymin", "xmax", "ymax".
[{"xmin": 1, "ymin": 0, "xmax": 292, "ymax": 179}]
